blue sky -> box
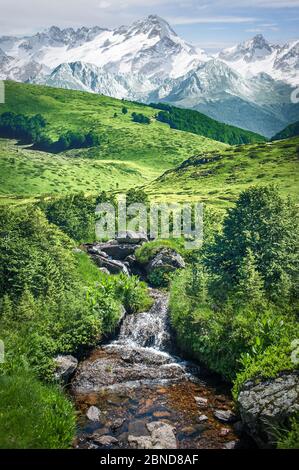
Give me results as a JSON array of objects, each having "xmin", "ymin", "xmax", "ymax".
[{"xmin": 0, "ymin": 0, "xmax": 298, "ymax": 50}]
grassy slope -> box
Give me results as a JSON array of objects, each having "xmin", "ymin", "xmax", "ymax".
[
  {"xmin": 0, "ymin": 139, "xmax": 151, "ymax": 200},
  {"xmin": 147, "ymin": 137, "xmax": 299, "ymax": 207},
  {"xmin": 0, "ymin": 81, "xmax": 226, "ymax": 194},
  {"xmin": 271, "ymin": 121, "xmax": 299, "ymax": 141}
]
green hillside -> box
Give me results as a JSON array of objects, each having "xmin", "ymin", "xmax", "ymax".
[
  {"xmin": 0, "ymin": 81, "xmax": 225, "ymax": 174},
  {"xmin": 147, "ymin": 137, "xmax": 299, "ymax": 207},
  {"xmin": 149, "ymin": 102, "xmax": 266, "ymax": 144},
  {"xmin": 272, "ymin": 121, "xmax": 299, "ymax": 141}
]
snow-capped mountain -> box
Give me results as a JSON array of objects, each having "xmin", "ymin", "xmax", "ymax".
[
  {"xmin": 0, "ymin": 15, "xmax": 206, "ymax": 80},
  {"xmin": 219, "ymin": 34, "xmax": 299, "ymax": 86},
  {"xmin": 0, "ymin": 15, "xmax": 298, "ymax": 137}
]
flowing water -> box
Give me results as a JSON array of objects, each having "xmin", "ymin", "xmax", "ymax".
[{"xmin": 71, "ymin": 289, "xmax": 253, "ymax": 449}]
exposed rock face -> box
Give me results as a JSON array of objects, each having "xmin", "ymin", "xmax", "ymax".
[
  {"xmin": 116, "ymin": 231, "xmax": 148, "ymax": 245},
  {"xmin": 54, "ymin": 354, "xmax": 78, "ymax": 383},
  {"xmin": 128, "ymin": 421, "xmax": 177, "ymax": 449},
  {"xmin": 85, "ymin": 231, "xmax": 148, "ymax": 276},
  {"xmin": 91, "ymin": 253, "xmax": 130, "ymax": 275},
  {"xmin": 146, "ymin": 248, "xmax": 185, "ymax": 274},
  {"xmin": 91, "ymin": 242, "xmax": 139, "ymax": 260},
  {"xmin": 71, "ymin": 347, "xmax": 185, "ymax": 395},
  {"xmin": 237, "ymin": 372, "xmax": 299, "ymax": 448}
]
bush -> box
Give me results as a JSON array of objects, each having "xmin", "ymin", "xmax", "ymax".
[
  {"xmin": 132, "ymin": 112, "xmax": 150, "ymax": 125},
  {"xmin": 41, "ymin": 192, "xmax": 96, "ymax": 243},
  {"xmin": 170, "ymin": 267, "xmax": 299, "ymax": 386},
  {"xmin": 111, "ymin": 273, "xmax": 153, "ymax": 314},
  {"xmin": 0, "ymin": 372, "xmax": 75, "ymax": 449},
  {"xmin": 277, "ymin": 416, "xmax": 299, "ymax": 449}
]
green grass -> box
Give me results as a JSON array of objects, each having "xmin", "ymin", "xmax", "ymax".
[
  {"xmin": 0, "ymin": 81, "xmax": 226, "ymax": 200},
  {"xmin": 0, "ymin": 138, "xmax": 153, "ymax": 198},
  {"xmin": 147, "ymin": 137, "xmax": 299, "ymax": 207},
  {"xmin": 0, "ymin": 372, "xmax": 75, "ymax": 449}
]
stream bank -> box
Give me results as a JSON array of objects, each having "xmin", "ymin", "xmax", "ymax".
[{"xmin": 70, "ymin": 288, "xmax": 254, "ymax": 449}]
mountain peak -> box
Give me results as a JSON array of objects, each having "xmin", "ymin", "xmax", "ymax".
[
  {"xmin": 245, "ymin": 34, "xmax": 271, "ymax": 50},
  {"xmin": 125, "ymin": 14, "xmax": 177, "ymax": 40}
]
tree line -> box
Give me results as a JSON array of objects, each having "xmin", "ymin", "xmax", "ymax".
[
  {"xmin": 0, "ymin": 112, "xmax": 100, "ymax": 152},
  {"xmin": 149, "ymin": 102, "xmax": 266, "ymax": 145}
]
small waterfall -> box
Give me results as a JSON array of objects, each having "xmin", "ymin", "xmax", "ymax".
[{"xmin": 117, "ymin": 290, "xmax": 171, "ymax": 350}]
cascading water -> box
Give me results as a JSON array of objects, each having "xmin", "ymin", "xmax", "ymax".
[
  {"xmin": 115, "ymin": 289, "xmax": 171, "ymax": 350},
  {"xmin": 71, "ymin": 288, "xmax": 253, "ymax": 449}
]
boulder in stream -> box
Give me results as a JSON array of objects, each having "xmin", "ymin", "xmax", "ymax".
[
  {"xmin": 86, "ymin": 405, "xmax": 100, "ymax": 422},
  {"xmin": 128, "ymin": 421, "xmax": 177, "ymax": 449}
]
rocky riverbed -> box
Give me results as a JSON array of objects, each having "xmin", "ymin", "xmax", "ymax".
[{"xmin": 70, "ymin": 289, "xmax": 254, "ymax": 449}]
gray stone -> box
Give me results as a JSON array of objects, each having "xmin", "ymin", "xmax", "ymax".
[
  {"xmin": 92, "ymin": 254, "xmax": 130, "ymax": 275},
  {"xmin": 195, "ymin": 396, "xmax": 208, "ymax": 408},
  {"xmin": 95, "ymin": 435, "xmax": 118, "ymax": 446},
  {"xmin": 237, "ymin": 372, "xmax": 299, "ymax": 448},
  {"xmin": 128, "ymin": 421, "xmax": 177, "ymax": 449},
  {"xmin": 116, "ymin": 231, "xmax": 148, "ymax": 245},
  {"xmin": 110, "ymin": 418, "xmax": 126, "ymax": 431},
  {"xmin": 223, "ymin": 440, "xmax": 237, "ymax": 449},
  {"xmin": 214, "ymin": 409, "xmax": 237, "ymax": 423},
  {"xmin": 54, "ymin": 354, "xmax": 78, "ymax": 383},
  {"xmin": 86, "ymin": 405, "xmax": 100, "ymax": 422},
  {"xmin": 96, "ymin": 242, "xmax": 139, "ymax": 260},
  {"xmin": 146, "ymin": 248, "xmax": 185, "ymax": 275},
  {"xmin": 198, "ymin": 415, "xmax": 209, "ymax": 422}
]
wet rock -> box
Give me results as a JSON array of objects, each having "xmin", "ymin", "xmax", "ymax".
[
  {"xmin": 147, "ymin": 421, "xmax": 177, "ymax": 449},
  {"xmin": 198, "ymin": 415, "xmax": 209, "ymax": 422},
  {"xmin": 125, "ymin": 254, "xmax": 137, "ymax": 266},
  {"xmin": 92, "ymin": 254, "xmax": 130, "ymax": 275},
  {"xmin": 111, "ymin": 418, "xmax": 126, "ymax": 431},
  {"xmin": 87, "ymin": 245, "xmax": 109, "ymax": 257},
  {"xmin": 237, "ymin": 372, "xmax": 299, "ymax": 448},
  {"xmin": 137, "ymin": 399, "xmax": 154, "ymax": 415},
  {"xmin": 146, "ymin": 249, "xmax": 185, "ymax": 275},
  {"xmin": 181, "ymin": 426, "xmax": 198, "ymax": 436},
  {"xmin": 153, "ymin": 410, "xmax": 172, "ymax": 418},
  {"xmin": 54, "ymin": 354, "xmax": 78, "ymax": 383},
  {"xmin": 86, "ymin": 406, "xmax": 100, "ymax": 422},
  {"xmin": 128, "ymin": 420, "xmax": 149, "ymax": 436},
  {"xmin": 195, "ymin": 396, "xmax": 208, "ymax": 408},
  {"xmin": 116, "ymin": 231, "xmax": 148, "ymax": 245},
  {"xmin": 96, "ymin": 242, "xmax": 139, "ymax": 260},
  {"xmin": 128, "ymin": 421, "xmax": 177, "ymax": 449},
  {"xmin": 128, "ymin": 435, "xmax": 153, "ymax": 449},
  {"xmin": 95, "ymin": 435, "xmax": 118, "ymax": 446},
  {"xmin": 89, "ymin": 428, "xmax": 110, "ymax": 440},
  {"xmin": 223, "ymin": 440, "xmax": 237, "ymax": 449},
  {"xmin": 214, "ymin": 409, "xmax": 237, "ymax": 423},
  {"xmin": 219, "ymin": 428, "xmax": 231, "ymax": 437}
]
